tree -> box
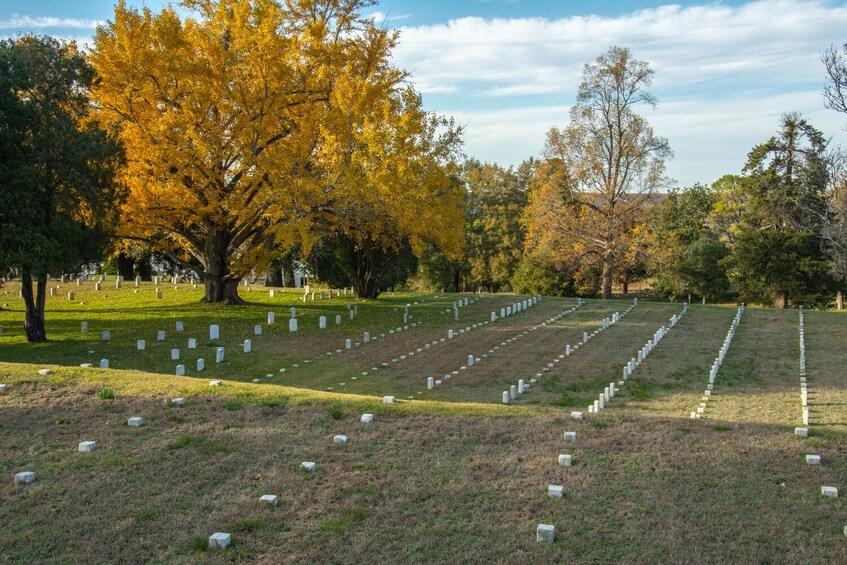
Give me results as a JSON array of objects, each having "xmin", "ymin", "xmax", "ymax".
[
  {"xmin": 90, "ymin": 0, "xmax": 401, "ymax": 304},
  {"xmin": 650, "ymin": 185, "xmax": 729, "ymax": 303},
  {"xmin": 463, "ymin": 160, "xmax": 531, "ymax": 291},
  {"xmin": 823, "ymin": 43, "xmax": 847, "ymax": 116},
  {"xmin": 538, "ymin": 46, "xmax": 671, "ymax": 298},
  {"xmin": 722, "ymin": 114, "xmax": 832, "ymax": 307},
  {"xmin": 0, "ymin": 36, "xmax": 123, "ymax": 342}
]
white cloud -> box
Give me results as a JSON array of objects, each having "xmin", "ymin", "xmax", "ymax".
[
  {"xmin": 0, "ymin": 15, "xmax": 104, "ymax": 30},
  {"xmin": 392, "ymin": 0, "xmax": 847, "ymax": 96},
  {"xmin": 390, "ymin": 0, "xmax": 847, "ymax": 186}
]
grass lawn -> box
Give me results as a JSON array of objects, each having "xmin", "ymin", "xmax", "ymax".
[{"xmin": 0, "ymin": 283, "xmax": 845, "ymax": 562}]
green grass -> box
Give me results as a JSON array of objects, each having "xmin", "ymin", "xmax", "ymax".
[{"xmin": 1, "ymin": 287, "xmax": 846, "ymax": 562}]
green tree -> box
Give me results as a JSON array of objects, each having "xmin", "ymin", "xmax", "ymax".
[
  {"xmin": 722, "ymin": 114, "xmax": 832, "ymax": 307},
  {"xmin": 0, "ymin": 36, "xmax": 124, "ymax": 342}
]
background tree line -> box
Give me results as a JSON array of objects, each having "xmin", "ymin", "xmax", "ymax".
[{"xmin": 3, "ymin": 0, "xmax": 847, "ymax": 344}]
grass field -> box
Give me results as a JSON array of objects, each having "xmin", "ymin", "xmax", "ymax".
[{"xmin": 0, "ymin": 281, "xmax": 845, "ymax": 562}]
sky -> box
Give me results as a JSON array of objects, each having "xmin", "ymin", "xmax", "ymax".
[{"xmin": 2, "ymin": 0, "xmax": 846, "ymax": 188}]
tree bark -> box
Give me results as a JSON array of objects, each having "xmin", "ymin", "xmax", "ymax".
[
  {"xmin": 622, "ymin": 279, "xmax": 629, "ymax": 295},
  {"xmin": 202, "ymin": 228, "xmax": 245, "ymax": 305},
  {"xmin": 21, "ymin": 271, "xmax": 47, "ymax": 343},
  {"xmin": 116, "ymin": 252, "xmax": 135, "ymax": 281},
  {"xmin": 838, "ymin": 290, "xmax": 844, "ymax": 310},
  {"xmin": 601, "ymin": 254, "xmax": 614, "ymax": 299},
  {"xmin": 775, "ymin": 291, "xmax": 789, "ymax": 309}
]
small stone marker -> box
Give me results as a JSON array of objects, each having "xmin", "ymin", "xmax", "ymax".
[
  {"xmin": 208, "ymin": 532, "xmax": 231, "ymax": 549},
  {"xmin": 361, "ymin": 413, "xmax": 374, "ymax": 423},
  {"xmin": 210, "ymin": 380, "xmax": 222, "ymax": 387},
  {"xmin": 570, "ymin": 411, "xmax": 583, "ymax": 421},
  {"xmin": 383, "ymin": 396, "xmax": 395, "ymax": 404},
  {"xmin": 427, "ymin": 377, "xmax": 434, "ymax": 390},
  {"xmin": 289, "ymin": 318, "xmax": 297, "ymax": 332},
  {"xmin": 67, "ymin": 291, "xmax": 75, "ymax": 300},
  {"xmin": 171, "ymin": 348, "xmax": 180, "ymax": 360},
  {"xmin": 333, "ymin": 435, "xmax": 348, "ymax": 444},
  {"xmin": 795, "ymin": 427, "xmax": 809, "ymax": 437},
  {"xmin": 558, "ymin": 454, "xmax": 572, "ymax": 467},
  {"xmin": 536, "ymin": 523, "xmax": 555, "ymax": 543},
  {"xmin": 188, "ymin": 338, "xmax": 196, "ymax": 349},
  {"xmin": 336, "ymin": 314, "xmax": 342, "ymax": 325},
  {"xmin": 128, "ymin": 417, "xmax": 144, "ymax": 427},
  {"xmin": 243, "ymin": 340, "xmax": 252, "ymax": 353},
  {"xmin": 176, "ymin": 321, "xmax": 184, "ymax": 332},
  {"xmin": 175, "ymin": 364, "xmax": 185, "ymax": 376},
  {"xmin": 210, "ymin": 324, "xmax": 220, "ymax": 340},
  {"xmin": 99, "ymin": 359, "xmax": 109, "ymax": 369},
  {"xmin": 806, "ymin": 454, "xmax": 821, "ymax": 465},
  {"xmin": 15, "ymin": 471, "xmax": 35, "ymax": 484},
  {"xmin": 157, "ymin": 330, "xmax": 166, "ymax": 341},
  {"xmin": 564, "ymin": 431, "xmax": 576, "ymax": 442},
  {"xmin": 547, "ymin": 485, "xmax": 564, "ymax": 498},
  {"xmin": 319, "ymin": 316, "xmax": 327, "ymax": 329},
  {"xmin": 171, "ymin": 397, "xmax": 186, "ymax": 406},
  {"xmin": 300, "ymin": 461, "xmax": 316, "ymax": 472},
  {"xmin": 156, "ymin": 289, "xmax": 162, "ymax": 299},
  {"xmin": 81, "ymin": 321, "xmax": 88, "ymax": 333},
  {"xmin": 216, "ymin": 347, "xmax": 224, "ymax": 363},
  {"xmin": 78, "ymin": 441, "xmax": 97, "ymax": 452},
  {"xmin": 254, "ymin": 325, "xmax": 262, "ymax": 336},
  {"xmin": 37, "ymin": 368, "xmax": 52, "ymax": 376},
  {"xmin": 821, "ymin": 486, "xmax": 838, "ymax": 498},
  {"xmin": 102, "ymin": 330, "xmax": 111, "ymax": 341},
  {"xmin": 137, "ymin": 339, "xmax": 146, "ymax": 351},
  {"xmin": 346, "ymin": 338, "xmax": 352, "ymax": 350},
  {"xmin": 197, "ymin": 358, "xmax": 205, "ymax": 371},
  {"xmin": 260, "ymin": 494, "xmax": 278, "ymax": 506},
  {"xmin": 502, "ymin": 391, "xmax": 510, "ymax": 404}
]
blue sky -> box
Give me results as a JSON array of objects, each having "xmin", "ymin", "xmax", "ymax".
[{"xmin": 2, "ymin": 0, "xmax": 846, "ymax": 187}]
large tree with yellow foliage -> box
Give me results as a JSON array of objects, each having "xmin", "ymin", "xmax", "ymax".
[{"xmin": 90, "ymin": 0, "xmax": 458, "ymax": 303}]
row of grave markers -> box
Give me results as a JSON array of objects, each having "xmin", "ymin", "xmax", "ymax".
[
  {"xmin": 587, "ymin": 303, "xmax": 689, "ymax": 416},
  {"xmin": 690, "ymin": 304, "xmax": 744, "ymax": 419},
  {"xmin": 792, "ymin": 311, "xmax": 842, "ymax": 534}
]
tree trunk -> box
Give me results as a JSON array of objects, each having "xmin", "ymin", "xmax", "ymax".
[
  {"xmin": 21, "ymin": 271, "xmax": 47, "ymax": 343},
  {"xmin": 837, "ymin": 290, "xmax": 843, "ymax": 310},
  {"xmin": 452, "ymin": 269, "xmax": 461, "ymax": 293},
  {"xmin": 265, "ymin": 268, "xmax": 283, "ymax": 287},
  {"xmin": 282, "ymin": 260, "xmax": 295, "ymax": 287},
  {"xmin": 702, "ymin": 295, "xmax": 707, "ymax": 305},
  {"xmin": 775, "ymin": 291, "xmax": 789, "ymax": 309},
  {"xmin": 601, "ymin": 256, "xmax": 614, "ymax": 299},
  {"xmin": 202, "ymin": 229, "xmax": 245, "ymax": 305},
  {"xmin": 116, "ymin": 252, "xmax": 135, "ymax": 281},
  {"xmin": 622, "ymin": 279, "xmax": 629, "ymax": 295}
]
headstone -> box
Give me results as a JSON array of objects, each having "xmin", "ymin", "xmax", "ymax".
[
  {"xmin": 319, "ymin": 316, "xmax": 327, "ymax": 329},
  {"xmin": 806, "ymin": 454, "xmax": 821, "ymax": 465},
  {"xmin": 210, "ymin": 325, "xmax": 219, "ymax": 340},
  {"xmin": 14, "ymin": 471, "xmax": 35, "ymax": 484},
  {"xmin": 78, "ymin": 441, "xmax": 97, "ymax": 453},
  {"xmin": 260, "ymin": 495, "xmax": 278, "ymax": 505},
  {"xmin": 210, "ymin": 380, "xmax": 222, "ymax": 387},
  {"xmin": 188, "ymin": 338, "xmax": 196, "ymax": 349},
  {"xmin": 510, "ymin": 385, "xmax": 517, "ymax": 400},
  {"xmin": 558, "ymin": 454, "xmax": 572, "ymax": 467},
  {"xmin": 300, "ymin": 461, "xmax": 316, "ymax": 472},
  {"xmin": 175, "ymin": 364, "xmax": 185, "ymax": 376},
  {"xmin": 137, "ymin": 339, "xmax": 146, "ymax": 351},
  {"xmin": 243, "ymin": 340, "xmax": 252, "ymax": 353},
  {"xmin": 502, "ymin": 391, "xmax": 510, "ymax": 404},
  {"xmin": 794, "ymin": 427, "xmax": 808, "ymax": 437},
  {"xmin": 99, "ymin": 359, "xmax": 109, "ymax": 369},
  {"xmin": 215, "ymin": 347, "xmax": 224, "ymax": 363},
  {"xmin": 268, "ymin": 289, "xmax": 275, "ymax": 298},
  {"xmin": 196, "ymin": 358, "xmax": 205, "ymax": 371},
  {"xmin": 564, "ymin": 431, "xmax": 576, "ymax": 442},
  {"xmin": 289, "ymin": 318, "xmax": 298, "ymax": 332},
  {"xmin": 115, "ymin": 279, "xmax": 121, "ymax": 289},
  {"xmin": 155, "ymin": 290, "xmax": 162, "ymax": 299},
  {"xmin": 37, "ymin": 368, "xmax": 52, "ymax": 376},
  {"xmin": 333, "ymin": 435, "xmax": 348, "ymax": 444},
  {"xmin": 361, "ymin": 413, "xmax": 374, "ymax": 423},
  {"xmin": 536, "ymin": 524, "xmax": 555, "ymax": 543},
  {"xmin": 95, "ymin": 282, "xmax": 101, "ymax": 291},
  {"xmin": 67, "ymin": 291, "xmax": 76, "ymax": 301},
  {"xmin": 822, "ymin": 486, "xmax": 839, "ymax": 498},
  {"xmin": 157, "ymin": 330, "xmax": 165, "ymax": 341},
  {"xmin": 383, "ymin": 396, "xmax": 395, "ymax": 404},
  {"xmin": 176, "ymin": 321, "xmax": 184, "ymax": 332},
  {"xmin": 208, "ymin": 533, "xmax": 231, "ymax": 549},
  {"xmin": 547, "ymin": 485, "xmax": 564, "ymax": 498},
  {"xmin": 254, "ymin": 325, "xmax": 262, "ymax": 336},
  {"xmin": 171, "ymin": 397, "xmax": 185, "ymax": 406},
  {"xmin": 128, "ymin": 417, "xmax": 144, "ymax": 427},
  {"xmin": 81, "ymin": 322, "xmax": 88, "ymax": 333},
  {"xmin": 135, "ymin": 276, "xmax": 141, "ymax": 287},
  {"xmin": 345, "ymin": 338, "xmax": 352, "ymax": 350},
  {"xmin": 171, "ymin": 349, "xmax": 180, "ymax": 360},
  {"xmin": 570, "ymin": 411, "xmax": 583, "ymax": 421},
  {"xmin": 468, "ymin": 354, "xmax": 475, "ymax": 367}
]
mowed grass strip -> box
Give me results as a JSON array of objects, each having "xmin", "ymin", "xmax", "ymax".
[{"xmin": 1, "ymin": 363, "xmax": 845, "ymax": 563}]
